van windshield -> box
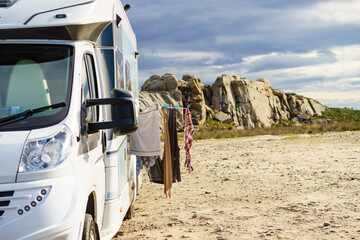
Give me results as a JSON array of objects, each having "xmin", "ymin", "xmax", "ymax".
[{"xmin": 0, "ymin": 44, "xmax": 74, "ymax": 131}]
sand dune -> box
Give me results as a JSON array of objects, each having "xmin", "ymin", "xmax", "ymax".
[{"xmin": 114, "ymin": 132, "xmax": 360, "ymax": 240}]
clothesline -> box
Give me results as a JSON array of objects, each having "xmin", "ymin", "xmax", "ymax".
[
  {"xmin": 138, "ymin": 97, "xmax": 188, "ymax": 110},
  {"xmin": 130, "ymin": 103, "xmax": 195, "ymax": 198}
]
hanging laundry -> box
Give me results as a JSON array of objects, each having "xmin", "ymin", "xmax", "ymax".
[
  {"xmin": 147, "ymin": 156, "xmax": 164, "ymax": 184},
  {"xmin": 141, "ymin": 156, "xmax": 156, "ymax": 170},
  {"xmin": 136, "ymin": 156, "xmax": 142, "ymax": 176},
  {"xmin": 162, "ymin": 107, "xmax": 172, "ymax": 198},
  {"xmin": 130, "ymin": 109, "xmax": 161, "ymax": 156},
  {"xmin": 184, "ymin": 108, "xmax": 194, "ymax": 173},
  {"xmin": 136, "ymin": 155, "xmax": 157, "ymax": 176},
  {"xmin": 167, "ymin": 108, "xmax": 181, "ymax": 182}
]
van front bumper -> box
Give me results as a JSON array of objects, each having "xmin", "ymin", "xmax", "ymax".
[{"xmin": 0, "ymin": 175, "xmax": 85, "ymax": 240}]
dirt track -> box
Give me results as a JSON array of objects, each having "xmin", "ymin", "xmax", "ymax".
[{"xmin": 114, "ymin": 131, "xmax": 360, "ymax": 240}]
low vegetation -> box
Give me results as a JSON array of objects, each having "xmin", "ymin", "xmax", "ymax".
[
  {"xmin": 192, "ymin": 108, "xmax": 360, "ymax": 140},
  {"xmin": 322, "ymin": 107, "xmax": 360, "ymax": 122}
]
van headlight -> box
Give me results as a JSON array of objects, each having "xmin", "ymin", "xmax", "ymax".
[{"xmin": 19, "ymin": 125, "xmax": 73, "ymax": 172}]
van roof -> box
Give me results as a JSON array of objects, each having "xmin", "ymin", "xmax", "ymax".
[
  {"xmin": 0, "ymin": 0, "xmax": 135, "ymax": 43},
  {"xmin": 0, "ymin": 0, "xmax": 112, "ymax": 28}
]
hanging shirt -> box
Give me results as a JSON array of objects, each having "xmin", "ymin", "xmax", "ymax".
[
  {"xmin": 130, "ymin": 109, "xmax": 161, "ymax": 156},
  {"xmin": 184, "ymin": 108, "xmax": 194, "ymax": 173}
]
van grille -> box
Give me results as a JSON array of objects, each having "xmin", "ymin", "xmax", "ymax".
[{"xmin": 0, "ymin": 191, "xmax": 14, "ymax": 217}]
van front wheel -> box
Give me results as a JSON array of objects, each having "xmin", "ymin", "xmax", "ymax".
[{"xmin": 82, "ymin": 214, "xmax": 98, "ymax": 240}]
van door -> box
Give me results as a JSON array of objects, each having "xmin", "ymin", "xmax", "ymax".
[
  {"xmin": 79, "ymin": 53, "xmax": 101, "ymax": 154},
  {"xmin": 78, "ymin": 50, "xmax": 105, "ymax": 224}
]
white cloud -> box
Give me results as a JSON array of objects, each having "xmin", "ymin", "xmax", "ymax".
[
  {"xmin": 139, "ymin": 45, "xmax": 360, "ymax": 87},
  {"xmin": 243, "ymin": 51, "xmax": 320, "ymax": 64},
  {"xmin": 141, "ymin": 49, "xmax": 225, "ymax": 64},
  {"xmin": 297, "ymin": 90, "xmax": 360, "ymax": 109},
  {"xmin": 300, "ymin": 0, "xmax": 360, "ymax": 25},
  {"xmin": 215, "ymin": 0, "xmax": 360, "ymax": 46},
  {"xmin": 234, "ymin": 44, "xmax": 360, "ymax": 84}
]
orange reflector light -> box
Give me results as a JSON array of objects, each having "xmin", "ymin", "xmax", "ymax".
[{"xmin": 120, "ymin": 207, "xmax": 123, "ymax": 213}]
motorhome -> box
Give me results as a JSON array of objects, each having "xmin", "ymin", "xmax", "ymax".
[{"xmin": 0, "ymin": 0, "xmax": 140, "ymax": 239}]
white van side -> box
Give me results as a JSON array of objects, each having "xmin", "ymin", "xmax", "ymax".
[{"xmin": 0, "ymin": 0, "xmax": 140, "ymax": 239}]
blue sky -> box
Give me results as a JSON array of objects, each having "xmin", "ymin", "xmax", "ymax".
[{"xmin": 126, "ymin": 0, "xmax": 360, "ymax": 109}]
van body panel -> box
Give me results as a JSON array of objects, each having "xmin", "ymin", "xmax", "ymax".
[
  {"xmin": 0, "ymin": 175, "xmax": 85, "ymax": 240},
  {"xmin": 100, "ymin": 180, "xmax": 132, "ymax": 239},
  {"xmin": 0, "ymin": 131, "xmax": 29, "ymax": 183}
]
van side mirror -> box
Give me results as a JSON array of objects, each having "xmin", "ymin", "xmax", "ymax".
[{"xmin": 84, "ymin": 89, "xmax": 138, "ymax": 135}]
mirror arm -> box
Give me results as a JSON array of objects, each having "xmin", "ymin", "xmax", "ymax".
[
  {"xmin": 82, "ymin": 89, "xmax": 138, "ymax": 136},
  {"xmin": 87, "ymin": 120, "xmax": 136, "ymax": 134},
  {"xmin": 86, "ymin": 97, "xmax": 133, "ymax": 107}
]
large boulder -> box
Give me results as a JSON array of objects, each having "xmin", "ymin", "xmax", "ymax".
[
  {"xmin": 181, "ymin": 75, "xmax": 209, "ymax": 125},
  {"xmin": 308, "ymin": 99, "xmax": 326, "ymax": 116},
  {"xmin": 141, "ymin": 75, "xmax": 165, "ymax": 91},
  {"xmin": 139, "ymin": 91, "xmax": 184, "ymax": 131},
  {"xmin": 141, "ymin": 73, "xmax": 179, "ymax": 92},
  {"xmin": 163, "ymin": 73, "xmax": 179, "ymax": 91},
  {"xmin": 140, "ymin": 73, "xmax": 327, "ymax": 129},
  {"xmin": 214, "ymin": 111, "xmax": 232, "ymax": 124},
  {"xmin": 211, "ymin": 74, "xmax": 236, "ymax": 113},
  {"xmin": 286, "ymin": 93, "xmax": 326, "ymax": 119}
]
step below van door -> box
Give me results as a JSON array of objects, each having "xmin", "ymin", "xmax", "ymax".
[{"xmin": 0, "ymin": 131, "xmax": 29, "ymax": 183}]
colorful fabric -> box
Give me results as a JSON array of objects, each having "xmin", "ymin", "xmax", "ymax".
[
  {"xmin": 184, "ymin": 108, "xmax": 194, "ymax": 173},
  {"xmin": 136, "ymin": 156, "xmax": 157, "ymax": 176},
  {"xmin": 136, "ymin": 157, "xmax": 143, "ymax": 176}
]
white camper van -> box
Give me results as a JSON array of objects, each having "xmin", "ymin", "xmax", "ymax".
[{"xmin": 0, "ymin": 0, "xmax": 141, "ymax": 239}]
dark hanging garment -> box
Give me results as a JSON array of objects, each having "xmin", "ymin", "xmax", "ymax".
[
  {"xmin": 147, "ymin": 156, "xmax": 164, "ymax": 184},
  {"xmin": 167, "ymin": 108, "xmax": 181, "ymax": 183},
  {"xmin": 162, "ymin": 107, "xmax": 172, "ymax": 198}
]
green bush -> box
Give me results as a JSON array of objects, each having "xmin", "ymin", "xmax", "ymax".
[
  {"xmin": 187, "ymin": 107, "xmax": 360, "ymax": 140},
  {"xmin": 323, "ymin": 108, "xmax": 360, "ymax": 122},
  {"xmin": 193, "ymin": 122, "xmax": 360, "ymax": 140},
  {"xmin": 272, "ymin": 119, "xmax": 296, "ymax": 127}
]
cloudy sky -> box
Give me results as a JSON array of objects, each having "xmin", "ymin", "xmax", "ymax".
[{"xmin": 126, "ymin": 0, "xmax": 360, "ymax": 109}]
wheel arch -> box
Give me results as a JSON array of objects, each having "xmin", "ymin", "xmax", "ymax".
[
  {"xmin": 84, "ymin": 191, "xmax": 100, "ymax": 239},
  {"xmin": 85, "ymin": 191, "xmax": 97, "ymax": 223}
]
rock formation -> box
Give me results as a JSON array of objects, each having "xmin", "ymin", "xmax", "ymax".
[{"xmin": 139, "ymin": 73, "xmax": 327, "ymax": 129}]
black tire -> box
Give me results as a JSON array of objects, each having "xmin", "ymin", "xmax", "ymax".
[
  {"xmin": 125, "ymin": 203, "xmax": 135, "ymax": 219},
  {"xmin": 82, "ymin": 214, "xmax": 98, "ymax": 240}
]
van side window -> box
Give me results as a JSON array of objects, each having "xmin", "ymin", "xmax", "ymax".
[
  {"xmin": 116, "ymin": 49, "xmax": 124, "ymax": 89},
  {"xmin": 125, "ymin": 61, "xmax": 131, "ymax": 91},
  {"xmin": 81, "ymin": 54, "xmax": 99, "ymax": 122}
]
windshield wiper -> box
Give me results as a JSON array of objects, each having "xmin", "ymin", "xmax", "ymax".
[{"xmin": 0, "ymin": 102, "xmax": 66, "ymax": 127}]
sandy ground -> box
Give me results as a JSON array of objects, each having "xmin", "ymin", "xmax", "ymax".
[{"xmin": 113, "ymin": 131, "xmax": 360, "ymax": 240}]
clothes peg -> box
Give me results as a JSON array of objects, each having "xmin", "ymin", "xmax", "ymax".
[
  {"xmin": 164, "ymin": 104, "xmax": 169, "ymax": 108},
  {"xmin": 175, "ymin": 104, "xmax": 179, "ymax": 109}
]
